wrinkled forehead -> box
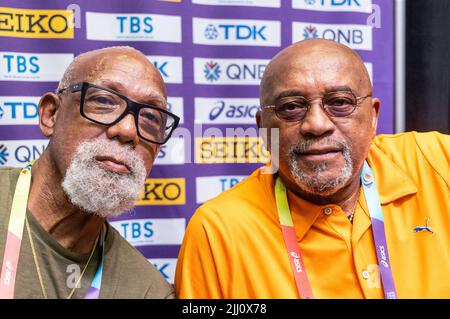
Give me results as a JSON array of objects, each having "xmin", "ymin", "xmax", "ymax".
[
  {"xmin": 72, "ymin": 53, "xmax": 167, "ymax": 102},
  {"xmin": 261, "ymin": 48, "xmax": 370, "ymax": 104}
]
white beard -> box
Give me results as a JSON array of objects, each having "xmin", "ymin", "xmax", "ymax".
[
  {"xmin": 288, "ymin": 138, "xmax": 353, "ymax": 196},
  {"xmin": 61, "ymin": 138, "xmax": 147, "ymax": 218}
]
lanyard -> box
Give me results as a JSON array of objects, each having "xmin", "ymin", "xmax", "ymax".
[
  {"xmin": 360, "ymin": 161, "xmax": 397, "ymax": 299},
  {"xmin": 0, "ymin": 163, "xmax": 105, "ymax": 299},
  {"xmin": 275, "ymin": 160, "xmax": 397, "ymax": 299}
]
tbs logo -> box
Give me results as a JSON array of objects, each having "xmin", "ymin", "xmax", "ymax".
[{"xmin": 2, "ymin": 54, "xmax": 39, "ymax": 74}]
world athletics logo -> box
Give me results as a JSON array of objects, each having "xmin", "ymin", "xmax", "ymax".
[
  {"xmin": 204, "ymin": 24, "xmax": 219, "ymax": 40},
  {"xmin": 303, "ymin": 25, "xmax": 318, "ymax": 39},
  {"xmin": 0, "ymin": 144, "xmax": 9, "ymax": 165},
  {"xmin": 204, "ymin": 61, "xmax": 221, "ymax": 82}
]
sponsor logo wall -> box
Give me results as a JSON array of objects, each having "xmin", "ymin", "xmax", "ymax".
[{"xmin": 0, "ymin": 0, "xmax": 394, "ymax": 273}]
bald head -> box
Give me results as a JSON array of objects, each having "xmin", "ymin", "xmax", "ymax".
[
  {"xmin": 57, "ymin": 46, "xmax": 165, "ymax": 96},
  {"xmin": 260, "ymin": 39, "xmax": 372, "ymax": 106}
]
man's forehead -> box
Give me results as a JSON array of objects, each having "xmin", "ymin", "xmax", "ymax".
[
  {"xmin": 262, "ymin": 46, "xmax": 369, "ymax": 102},
  {"xmin": 72, "ymin": 53, "xmax": 166, "ymax": 98}
]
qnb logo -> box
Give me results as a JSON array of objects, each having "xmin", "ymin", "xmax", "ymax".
[
  {"xmin": 0, "ymin": 144, "xmax": 9, "ymax": 165},
  {"xmin": 0, "ymin": 106, "xmax": 4, "ymax": 119},
  {"xmin": 204, "ymin": 61, "xmax": 221, "ymax": 82},
  {"xmin": 204, "ymin": 24, "xmax": 219, "ymax": 40},
  {"xmin": 293, "ymin": 22, "xmax": 372, "ymax": 50},
  {"xmin": 195, "ymin": 58, "xmax": 269, "ymax": 85},
  {"xmin": 303, "ymin": 25, "xmax": 318, "ymax": 39}
]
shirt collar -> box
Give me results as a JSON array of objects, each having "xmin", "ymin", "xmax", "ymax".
[
  {"xmin": 366, "ymin": 141, "xmax": 418, "ymax": 204},
  {"xmin": 263, "ymin": 140, "xmax": 418, "ymax": 241}
]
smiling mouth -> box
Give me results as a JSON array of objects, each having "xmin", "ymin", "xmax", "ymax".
[
  {"xmin": 295, "ymin": 148, "xmax": 343, "ymax": 161},
  {"xmin": 95, "ymin": 156, "xmax": 130, "ymax": 174}
]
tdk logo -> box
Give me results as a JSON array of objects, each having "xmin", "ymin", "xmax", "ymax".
[
  {"xmin": 193, "ymin": 18, "xmax": 280, "ymax": 47},
  {"xmin": 195, "ymin": 97, "xmax": 260, "ymax": 124},
  {"xmin": 0, "ymin": 52, "xmax": 73, "ymax": 82},
  {"xmin": 110, "ymin": 218, "xmax": 186, "ymax": 246},
  {"xmin": 86, "ymin": 12, "xmax": 181, "ymax": 43},
  {"xmin": 149, "ymin": 259, "xmax": 177, "ymax": 284},
  {"xmin": 0, "ymin": 97, "xmax": 40, "ymax": 125},
  {"xmin": 293, "ymin": 0, "xmax": 372, "ymax": 13},
  {"xmin": 204, "ymin": 24, "xmax": 267, "ymax": 40},
  {"xmin": 204, "ymin": 24, "xmax": 219, "ymax": 40},
  {"xmin": 195, "ymin": 58, "xmax": 269, "ymax": 85},
  {"xmin": 293, "ymin": 22, "xmax": 373, "ymax": 50},
  {"xmin": 147, "ymin": 56, "xmax": 183, "ymax": 84}
]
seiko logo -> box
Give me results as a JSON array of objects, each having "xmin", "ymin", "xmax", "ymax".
[
  {"xmin": 137, "ymin": 178, "xmax": 186, "ymax": 205},
  {"xmin": 0, "ymin": 7, "xmax": 74, "ymax": 38}
]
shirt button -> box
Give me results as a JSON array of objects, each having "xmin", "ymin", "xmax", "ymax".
[
  {"xmin": 324, "ymin": 207, "xmax": 333, "ymax": 216},
  {"xmin": 362, "ymin": 270, "xmax": 370, "ymax": 280}
]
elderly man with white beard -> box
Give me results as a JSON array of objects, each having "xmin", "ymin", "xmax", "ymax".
[{"xmin": 0, "ymin": 46, "xmax": 179, "ymax": 299}]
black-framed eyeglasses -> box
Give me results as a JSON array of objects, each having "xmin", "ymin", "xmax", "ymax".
[
  {"xmin": 58, "ymin": 82, "xmax": 180, "ymax": 145},
  {"xmin": 262, "ymin": 91, "xmax": 372, "ymax": 122}
]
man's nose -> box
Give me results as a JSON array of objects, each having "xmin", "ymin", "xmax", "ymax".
[
  {"xmin": 106, "ymin": 113, "xmax": 140, "ymax": 147},
  {"xmin": 298, "ymin": 101, "xmax": 336, "ymax": 137}
]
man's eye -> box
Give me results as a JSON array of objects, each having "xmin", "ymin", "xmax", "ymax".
[
  {"xmin": 89, "ymin": 95, "xmax": 117, "ymax": 105},
  {"xmin": 328, "ymin": 98, "xmax": 352, "ymax": 107},
  {"xmin": 278, "ymin": 101, "xmax": 307, "ymax": 111}
]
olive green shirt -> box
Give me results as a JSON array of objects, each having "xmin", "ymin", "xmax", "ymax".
[{"xmin": 0, "ymin": 167, "xmax": 174, "ymax": 299}]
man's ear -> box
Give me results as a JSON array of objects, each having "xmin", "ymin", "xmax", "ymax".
[
  {"xmin": 256, "ymin": 109, "xmax": 262, "ymax": 129},
  {"xmin": 38, "ymin": 93, "xmax": 61, "ymax": 137},
  {"xmin": 371, "ymin": 98, "xmax": 381, "ymax": 137}
]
